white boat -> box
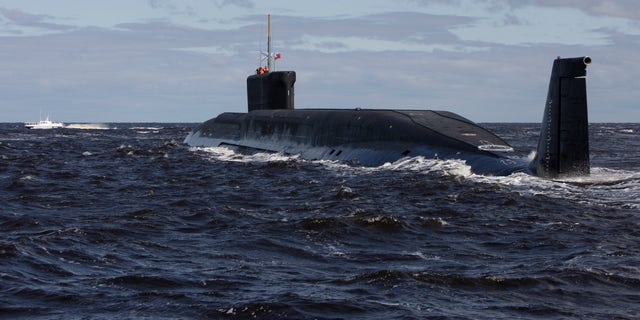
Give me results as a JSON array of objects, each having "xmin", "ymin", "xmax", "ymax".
[{"xmin": 24, "ymin": 116, "xmax": 65, "ymax": 129}]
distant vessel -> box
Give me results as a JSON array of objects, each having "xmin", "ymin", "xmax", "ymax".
[
  {"xmin": 24, "ymin": 116, "xmax": 65, "ymax": 129},
  {"xmin": 185, "ymin": 16, "xmax": 592, "ymax": 178}
]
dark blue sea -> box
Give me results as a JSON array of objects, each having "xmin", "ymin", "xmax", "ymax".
[{"xmin": 1, "ymin": 122, "xmax": 639, "ymax": 319}]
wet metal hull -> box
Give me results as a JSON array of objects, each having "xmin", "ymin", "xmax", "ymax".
[{"xmin": 185, "ymin": 108, "xmax": 531, "ymax": 175}]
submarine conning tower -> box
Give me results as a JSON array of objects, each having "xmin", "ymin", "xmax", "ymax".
[{"xmin": 247, "ymin": 71, "xmax": 296, "ymax": 112}]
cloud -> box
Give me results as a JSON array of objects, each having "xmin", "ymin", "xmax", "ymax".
[
  {"xmin": 1, "ymin": 1, "xmax": 639, "ymax": 122},
  {"xmin": 147, "ymin": 0, "xmax": 197, "ymax": 18},
  {"xmin": 533, "ymin": 0, "xmax": 640, "ymax": 20},
  {"xmin": 0, "ymin": 7, "xmax": 74, "ymax": 35},
  {"xmin": 416, "ymin": 0, "xmax": 640, "ymax": 20},
  {"xmin": 291, "ymin": 35, "xmax": 489, "ymax": 53},
  {"xmin": 261, "ymin": 12, "xmax": 480, "ymax": 56},
  {"xmin": 216, "ymin": 0, "xmax": 254, "ymax": 9},
  {"xmin": 408, "ymin": 0, "xmax": 640, "ymax": 46},
  {"xmin": 272, "ymin": 12, "xmax": 469, "ymax": 40},
  {"xmin": 0, "ymin": 20, "xmax": 256, "ymax": 121}
]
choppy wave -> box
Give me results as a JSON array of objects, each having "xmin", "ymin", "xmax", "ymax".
[
  {"xmin": 2, "ymin": 123, "xmax": 639, "ymax": 319},
  {"xmin": 194, "ymin": 145, "xmax": 640, "ymax": 210}
]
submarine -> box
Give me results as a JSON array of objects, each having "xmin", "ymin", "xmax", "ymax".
[{"xmin": 185, "ymin": 19, "xmax": 591, "ymax": 178}]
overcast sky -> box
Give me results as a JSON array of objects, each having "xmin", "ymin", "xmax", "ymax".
[{"xmin": 1, "ymin": 0, "xmax": 639, "ymax": 122}]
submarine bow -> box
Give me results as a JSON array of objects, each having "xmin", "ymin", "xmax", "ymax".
[{"xmin": 185, "ymin": 56, "xmax": 592, "ymax": 178}]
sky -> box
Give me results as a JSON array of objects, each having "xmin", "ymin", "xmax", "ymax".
[{"xmin": 1, "ymin": 0, "xmax": 639, "ymax": 123}]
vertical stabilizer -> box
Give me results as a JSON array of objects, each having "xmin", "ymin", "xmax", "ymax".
[{"xmin": 531, "ymin": 56, "xmax": 591, "ymax": 178}]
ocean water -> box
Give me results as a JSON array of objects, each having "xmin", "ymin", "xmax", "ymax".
[{"xmin": 1, "ymin": 122, "xmax": 639, "ymax": 319}]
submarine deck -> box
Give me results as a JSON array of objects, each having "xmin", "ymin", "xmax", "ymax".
[
  {"xmin": 197, "ymin": 108, "xmax": 511, "ymax": 151},
  {"xmin": 186, "ymin": 108, "xmax": 529, "ymax": 174}
]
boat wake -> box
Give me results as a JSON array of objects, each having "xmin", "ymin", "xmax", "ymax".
[
  {"xmin": 192, "ymin": 146, "xmax": 300, "ymax": 164},
  {"xmin": 64, "ymin": 123, "xmax": 111, "ymax": 130},
  {"xmin": 470, "ymin": 167, "xmax": 640, "ymax": 209},
  {"xmin": 192, "ymin": 146, "xmax": 640, "ymax": 210}
]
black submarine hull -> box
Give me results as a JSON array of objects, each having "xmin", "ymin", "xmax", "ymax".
[
  {"xmin": 185, "ymin": 108, "xmax": 530, "ymax": 175},
  {"xmin": 185, "ymin": 56, "xmax": 591, "ymax": 178}
]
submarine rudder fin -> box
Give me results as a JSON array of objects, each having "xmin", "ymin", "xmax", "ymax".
[{"xmin": 531, "ymin": 56, "xmax": 591, "ymax": 178}]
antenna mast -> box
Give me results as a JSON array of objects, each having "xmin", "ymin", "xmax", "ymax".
[{"xmin": 267, "ymin": 14, "xmax": 272, "ymax": 71}]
